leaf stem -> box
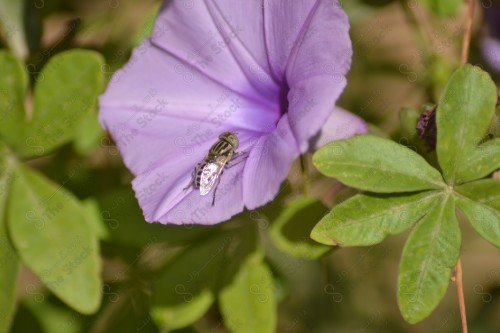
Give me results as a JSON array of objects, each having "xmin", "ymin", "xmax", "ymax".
[
  {"xmin": 299, "ymin": 154, "xmax": 309, "ymax": 196},
  {"xmin": 454, "ymin": 259, "xmax": 468, "ymax": 333},
  {"xmin": 461, "ymin": 0, "xmax": 475, "ymax": 65},
  {"xmin": 453, "ymin": 2, "xmax": 475, "ymax": 333}
]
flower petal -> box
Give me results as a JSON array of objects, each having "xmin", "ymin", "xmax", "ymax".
[
  {"xmin": 243, "ymin": 114, "xmax": 299, "ymax": 209},
  {"xmin": 100, "ymin": 39, "xmax": 275, "ymax": 176},
  {"xmin": 282, "ymin": 0, "xmax": 352, "ymax": 85},
  {"xmin": 100, "ymin": 0, "xmax": 355, "ymax": 225},
  {"xmin": 264, "ymin": 0, "xmax": 351, "ymax": 84},
  {"xmin": 482, "ymin": 37, "xmax": 500, "ymax": 74},
  {"xmin": 280, "ymin": 0, "xmax": 352, "ymax": 151},
  {"xmin": 151, "ymin": 0, "xmax": 280, "ymax": 103},
  {"xmin": 287, "ymin": 75, "xmax": 349, "ymax": 152},
  {"xmin": 133, "ymin": 154, "xmax": 246, "ymax": 225},
  {"xmin": 132, "ymin": 130, "xmax": 258, "ymax": 225},
  {"xmin": 311, "ymin": 106, "xmax": 368, "ymax": 149},
  {"xmin": 100, "ymin": 39, "xmax": 268, "ymax": 224}
]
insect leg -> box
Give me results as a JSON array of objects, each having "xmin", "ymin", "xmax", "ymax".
[
  {"xmin": 226, "ymin": 151, "xmax": 249, "ymax": 169},
  {"xmin": 183, "ymin": 163, "xmax": 200, "ymax": 191}
]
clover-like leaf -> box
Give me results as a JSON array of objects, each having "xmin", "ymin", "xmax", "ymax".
[
  {"xmin": 313, "ymin": 135, "xmax": 445, "ymax": 192},
  {"xmin": 456, "ymin": 179, "xmax": 500, "ymax": 210},
  {"xmin": 436, "ymin": 64, "xmax": 498, "ymax": 184},
  {"xmin": 458, "ymin": 139, "xmax": 500, "ymax": 184},
  {"xmin": 311, "ymin": 191, "xmax": 441, "ymax": 246},
  {"xmin": 311, "ymin": 60, "xmax": 498, "ymax": 327},
  {"xmin": 22, "ymin": 50, "xmax": 104, "ymax": 157},
  {"xmin": 456, "ymin": 196, "xmax": 500, "ymax": 248},
  {"xmin": 0, "ymin": 50, "xmax": 104, "ymax": 158},
  {"xmin": 270, "ymin": 197, "xmax": 330, "ymax": 259},
  {"xmin": 7, "ymin": 164, "xmax": 102, "ymax": 314},
  {"xmin": 455, "ymin": 180, "xmax": 500, "ymax": 247},
  {"xmin": 398, "ymin": 195, "xmax": 461, "ymax": 323}
]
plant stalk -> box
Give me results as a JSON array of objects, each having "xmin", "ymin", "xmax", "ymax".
[{"xmin": 454, "ymin": 1, "xmax": 476, "ymax": 332}]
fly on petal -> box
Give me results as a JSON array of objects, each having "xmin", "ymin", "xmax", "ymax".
[{"xmin": 200, "ymin": 163, "xmax": 222, "ymax": 196}]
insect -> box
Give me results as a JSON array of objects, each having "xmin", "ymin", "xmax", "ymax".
[{"xmin": 184, "ymin": 132, "xmax": 247, "ymax": 206}]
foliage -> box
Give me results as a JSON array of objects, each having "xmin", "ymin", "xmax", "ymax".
[
  {"xmin": 1, "ymin": 1, "xmax": 500, "ymax": 333},
  {"xmin": 312, "ymin": 65, "xmax": 500, "ymax": 323}
]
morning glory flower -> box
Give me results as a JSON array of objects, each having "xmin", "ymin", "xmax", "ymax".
[
  {"xmin": 99, "ymin": 0, "xmax": 367, "ymax": 225},
  {"xmin": 481, "ymin": 2, "xmax": 500, "ymax": 73}
]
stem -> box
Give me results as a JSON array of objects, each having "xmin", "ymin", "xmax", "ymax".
[
  {"xmin": 453, "ymin": 3, "xmax": 475, "ymax": 333},
  {"xmin": 299, "ymin": 154, "xmax": 309, "ymax": 196},
  {"xmin": 461, "ymin": 0, "xmax": 475, "ymax": 65},
  {"xmin": 455, "ymin": 259, "xmax": 468, "ymax": 333},
  {"xmin": 321, "ymin": 182, "xmax": 343, "ymax": 206}
]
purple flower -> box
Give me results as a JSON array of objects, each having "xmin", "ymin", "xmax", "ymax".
[
  {"xmin": 99, "ymin": 0, "xmax": 367, "ymax": 225},
  {"xmin": 481, "ymin": 2, "xmax": 500, "ymax": 73}
]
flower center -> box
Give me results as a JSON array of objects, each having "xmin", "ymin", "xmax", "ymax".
[{"xmin": 279, "ymin": 81, "xmax": 290, "ymax": 117}]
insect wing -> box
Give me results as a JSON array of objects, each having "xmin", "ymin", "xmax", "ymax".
[{"xmin": 199, "ymin": 162, "xmax": 223, "ymax": 195}]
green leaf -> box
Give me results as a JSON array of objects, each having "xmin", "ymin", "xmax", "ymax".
[
  {"xmin": 82, "ymin": 199, "xmax": 109, "ymax": 240},
  {"xmin": 420, "ymin": 0, "xmax": 462, "ymax": 17},
  {"xmin": 400, "ymin": 107, "xmax": 420, "ymax": 139},
  {"xmin": 428, "ymin": 55, "xmax": 458, "ymax": 99},
  {"xmin": 0, "ymin": 50, "xmax": 105, "ymax": 158},
  {"xmin": 436, "ymin": 65, "xmax": 498, "ymax": 184},
  {"xmin": 458, "ymin": 139, "xmax": 500, "ymax": 183},
  {"xmin": 456, "ymin": 196, "xmax": 500, "ymax": 247},
  {"xmin": 456, "ymin": 179, "xmax": 500, "ymax": 210},
  {"xmin": 398, "ymin": 195, "xmax": 460, "ymax": 323},
  {"xmin": 151, "ymin": 233, "xmax": 233, "ymax": 330},
  {"xmin": 455, "ymin": 180, "xmax": 500, "ymax": 247},
  {"xmin": 7, "ymin": 165, "xmax": 101, "ymax": 314},
  {"xmin": 73, "ymin": 108, "xmax": 104, "ymax": 154},
  {"xmin": 219, "ymin": 221, "xmax": 259, "ymax": 288},
  {"xmin": 270, "ymin": 197, "xmax": 330, "ymax": 259},
  {"xmin": 219, "ymin": 253, "xmax": 277, "ymax": 333},
  {"xmin": 313, "ymin": 135, "xmax": 445, "ymax": 192},
  {"xmin": 490, "ymin": 111, "xmax": 500, "ymax": 138},
  {"xmin": 0, "ymin": 151, "xmax": 20, "ymax": 333},
  {"xmin": 151, "ymin": 291, "xmax": 214, "ymax": 332},
  {"xmin": 311, "ymin": 191, "xmax": 441, "ymax": 246},
  {"xmin": 22, "ymin": 50, "xmax": 104, "ymax": 158},
  {"xmin": 0, "ymin": 51, "xmax": 28, "ymax": 151}
]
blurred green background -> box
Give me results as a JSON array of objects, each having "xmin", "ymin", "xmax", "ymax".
[{"xmin": 1, "ymin": 0, "xmax": 500, "ymax": 332}]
